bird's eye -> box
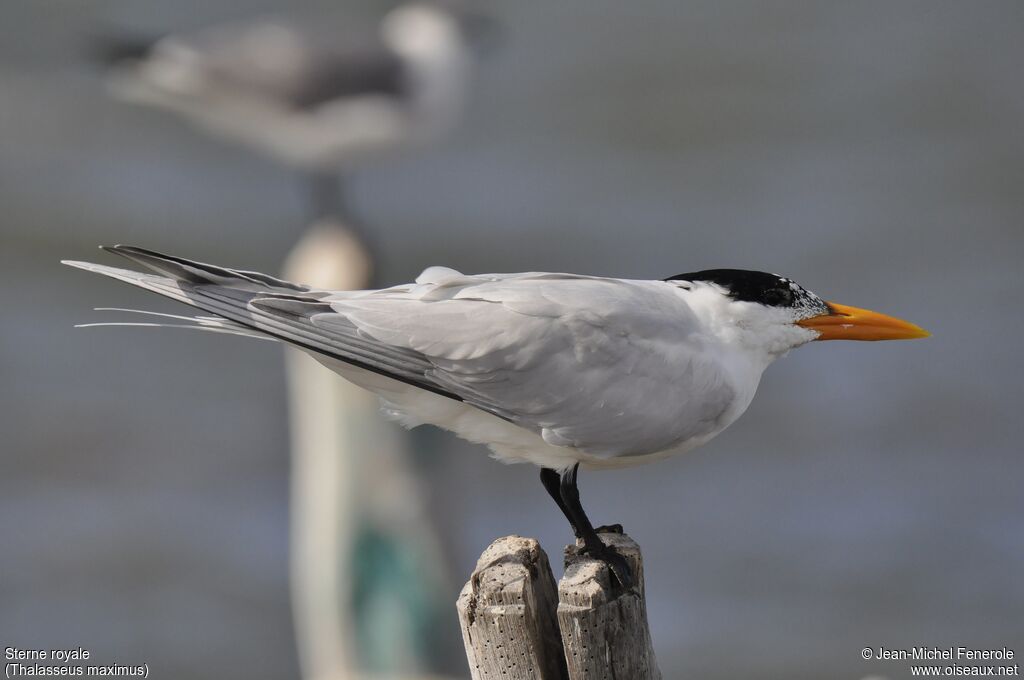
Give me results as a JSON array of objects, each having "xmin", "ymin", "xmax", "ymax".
[{"xmin": 763, "ymin": 287, "xmax": 794, "ymax": 306}]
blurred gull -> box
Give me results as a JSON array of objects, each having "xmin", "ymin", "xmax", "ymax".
[{"xmin": 97, "ymin": 2, "xmax": 492, "ymax": 177}]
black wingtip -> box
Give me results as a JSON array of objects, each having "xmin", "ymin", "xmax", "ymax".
[
  {"xmin": 100, "ymin": 244, "xmax": 135, "ymax": 258},
  {"xmin": 104, "ymin": 245, "xmax": 158, "ymax": 259}
]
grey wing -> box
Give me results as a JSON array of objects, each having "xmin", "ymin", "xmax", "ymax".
[
  {"xmin": 324, "ymin": 272, "xmax": 738, "ymax": 458},
  {"xmin": 284, "ymin": 41, "xmax": 406, "ymax": 109},
  {"xmin": 155, "ymin": 19, "xmax": 406, "ymax": 109}
]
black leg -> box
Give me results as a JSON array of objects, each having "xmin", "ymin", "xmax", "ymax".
[
  {"xmin": 540, "ymin": 468, "xmax": 580, "ymax": 537},
  {"xmin": 556, "ymin": 464, "xmax": 635, "ymax": 590}
]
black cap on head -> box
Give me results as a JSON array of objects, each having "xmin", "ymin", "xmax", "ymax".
[{"xmin": 667, "ymin": 269, "xmax": 825, "ymax": 311}]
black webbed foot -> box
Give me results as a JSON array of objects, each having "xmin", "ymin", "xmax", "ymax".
[{"xmin": 581, "ymin": 540, "xmax": 635, "ymax": 591}]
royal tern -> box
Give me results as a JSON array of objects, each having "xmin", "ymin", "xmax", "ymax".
[{"xmin": 65, "ymin": 246, "xmax": 929, "ymax": 588}]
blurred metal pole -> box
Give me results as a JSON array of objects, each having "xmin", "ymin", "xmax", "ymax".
[{"xmin": 283, "ymin": 219, "xmax": 450, "ymax": 680}]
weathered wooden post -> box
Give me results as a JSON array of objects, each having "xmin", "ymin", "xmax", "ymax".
[
  {"xmin": 558, "ymin": 532, "xmax": 660, "ymax": 680},
  {"xmin": 456, "ymin": 536, "xmax": 568, "ymax": 679},
  {"xmin": 457, "ymin": 531, "xmax": 661, "ymax": 680}
]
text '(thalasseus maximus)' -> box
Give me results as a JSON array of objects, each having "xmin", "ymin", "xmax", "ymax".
[{"xmin": 65, "ymin": 246, "xmax": 929, "ymax": 588}]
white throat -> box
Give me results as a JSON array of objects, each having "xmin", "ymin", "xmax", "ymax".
[{"xmin": 677, "ymin": 284, "xmax": 818, "ymax": 366}]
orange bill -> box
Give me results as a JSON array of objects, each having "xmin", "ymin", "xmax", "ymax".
[{"xmin": 797, "ymin": 302, "xmax": 930, "ymax": 341}]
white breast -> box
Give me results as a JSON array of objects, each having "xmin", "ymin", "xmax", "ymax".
[{"xmin": 313, "ymin": 344, "xmax": 759, "ymax": 473}]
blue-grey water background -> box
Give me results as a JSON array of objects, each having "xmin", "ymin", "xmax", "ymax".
[{"xmin": 2, "ymin": 1, "xmax": 1022, "ymax": 678}]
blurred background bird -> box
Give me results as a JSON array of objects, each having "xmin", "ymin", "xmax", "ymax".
[
  {"xmin": 2, "ymin": 2, "xmax": 1023, "ymax": 680},
  {"xmin": 95, "ymin": 1, "xmax": 495, "ymax": 221}
]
